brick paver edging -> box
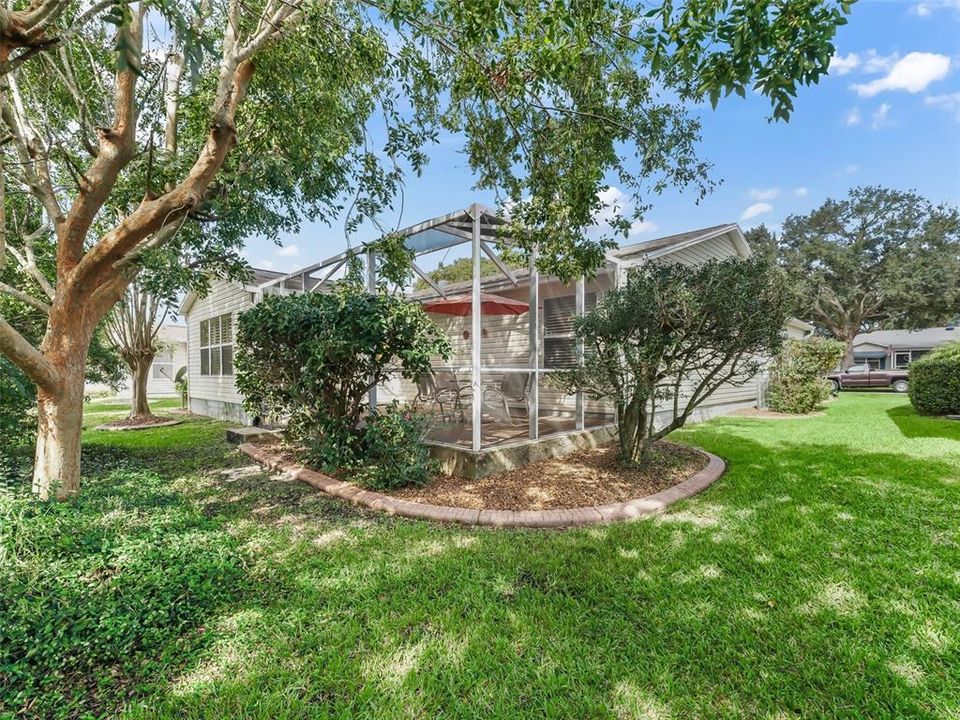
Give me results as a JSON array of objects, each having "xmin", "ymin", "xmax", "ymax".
[{"xmin": 238, "ymin": 442, "xmax": 725, "ymax": 529}]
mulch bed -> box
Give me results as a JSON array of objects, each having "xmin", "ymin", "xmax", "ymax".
[
  {"xmin": 387, "ymin": 441, "xmax": 708, "ymax": 511},
  {"xmin": 730, "ymin": 408, "xmax": 824, "ymax": 419},
  {"xmin": 94, "ymin": 416, "xmax": 182, "ymax": 431}
]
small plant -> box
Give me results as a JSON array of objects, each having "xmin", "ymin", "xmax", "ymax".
[
  {"xmin": 908, "ymin": 341, "xmax": 960, "ymax": 416},
  {"xmin": 352, "ymin": 404, "xmax": 438, "ymax": 490},
  {"xmin": 768, "ymin": 337, "xmax": 845, "ymax": 414}
]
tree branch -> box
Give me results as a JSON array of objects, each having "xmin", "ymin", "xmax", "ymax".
[{"xmin": 0, "ymin": 311, "xmax": 58, "ymax": 389}]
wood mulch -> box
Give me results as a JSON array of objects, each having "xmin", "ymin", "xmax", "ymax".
[
  {"xmin": 95, "ymin": 415, "xmax": 181, "ymax": 430},
  {"xmin": 387, "ymin": 441, "xmax": 708, "ymax": 511}
]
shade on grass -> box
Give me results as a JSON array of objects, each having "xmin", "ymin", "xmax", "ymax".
[{"xmin": 2, "ymin": 394, "xmax": 958, "ymax": 719}]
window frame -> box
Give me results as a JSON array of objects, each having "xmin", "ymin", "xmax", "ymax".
[
  {"xmin": 541, "ymin": 292, "xmax": 597, "ymax": 369},
  {"xmin": 199, "ymin": 313, "xmax": 234, "ymax": 377}
]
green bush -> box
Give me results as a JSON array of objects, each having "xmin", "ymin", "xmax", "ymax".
[
  {"xmin": 908, "ymin": 341, "xmax": 960, "ymax": 416},
  {"xmin": 0, "ymin": 466, "xmax": 244, "ymax": 717},
  {"xmin": 0, "ymin": 357, "xmax": 36, "ymax": 486},
  {"xmin": 236, "ymin": 285, "xmax": 450, "ymax": 488},
  {"xmin": 768, "ymin": 337, "xmax": 845, "ymax": 414},
  {"xmin": 346, "ymin": 403, "xmax": 437, "ymax": 490}
]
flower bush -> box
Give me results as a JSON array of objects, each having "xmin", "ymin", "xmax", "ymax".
[{"xmin": 767, "ymin": 337, "xmax": 845, "ymax": 414}]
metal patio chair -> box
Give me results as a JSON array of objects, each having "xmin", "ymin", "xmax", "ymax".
[{"xmin": 482, "ymin": 372, "xmax": 532, "ymax": 426}]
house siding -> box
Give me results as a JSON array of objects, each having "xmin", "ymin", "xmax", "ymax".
[{"xmin": 185, "ymin": 278, "xmax": 254, "ymax": 422}]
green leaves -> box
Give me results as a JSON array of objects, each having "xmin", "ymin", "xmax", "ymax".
[
  {"xmin": 768, "ymin": 337, "xmax": 845, "ymax": 414},
  {"xmin": 556, "ymin": 255, "xmax": 792, "ymax": 462}
]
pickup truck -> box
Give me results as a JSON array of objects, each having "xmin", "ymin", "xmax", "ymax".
[{"xmin": 827, "ymin": 364, "xmax": 910, "ymax": 393}]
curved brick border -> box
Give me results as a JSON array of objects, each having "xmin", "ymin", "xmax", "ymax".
[
  {"xmin": 238, "ymin": 442, "xmax": 725, "ymax": 529},
  {"xmin": 93, "ymin": 419, "xmax": 183, "ymax": 432}
]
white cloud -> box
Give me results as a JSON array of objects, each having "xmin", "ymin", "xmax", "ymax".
[
  {"xmin": 277, "ymin": 243, "xmax": 300, "ymax": 257},
  {"xmin": 836, "ymin": 164, "xmax": 860, "ymax": 176},
  {"xmin": 871, "ymin": 102, "xmax": 893, "ymax": 129},
  {"xmin": 593, "ymin": 186, "xmax": 656, "ymax": 238},
  {"xmin": 853, "ymin": 52, "xmax": 951, "ymax": 97},
  {"xmin": 830, "ymin": 53, "xmax": 861, "ymax": 76},
  {"xmin": 748, "ymin": 187, "xmax": 780, "ymax": 201},
  {"xmin": 924, "ymin": 92, "xmax": 960, "ymax": 121},
  {"xmin": 256, "ymin": 259, "xmax": 276, "ymax": 270},
  {"xmin": 628, "ymin": 220, "xmax": 659, "ymax": 237},
  {"xmin": 911, "ymin": 0, "xmax": 960, "ymax": 16},
  {"xmin": 844, "ymin": 107, "xmax": 862, "ymax": 125},
  {"xmin": 862, "ymin": 50, "xmax": 899, "ymax": 74},
  {"xmin": 794, "ymin": 187, "xmax": 809, "ymax": 197},
  {"xmin": 741, "ymin": 203, "xmax": 774, "ymax": 221}
]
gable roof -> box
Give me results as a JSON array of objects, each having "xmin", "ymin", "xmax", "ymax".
[
  {"xmin": 614, "ymin": 223, "xmax": 742, "ymax": 262},
  {"xmin": 179, "ymin": 266, "xmax": 280, "ymax": 316},
  {"xmin": 852, "ymin": 326, "xmax": 958, "ymax": 349}
]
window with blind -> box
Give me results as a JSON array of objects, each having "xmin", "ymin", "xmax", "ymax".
[
  {"xmin": 199, "ymin": 313, "xmax": 234, "ymax": 376},
  {"xmin": 542, "ymin": 293, "xmax": 597, "ymax": 368}
]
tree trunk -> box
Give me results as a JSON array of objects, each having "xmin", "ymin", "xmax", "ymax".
[
  {"xmin": 32, "ymin": 361, "xmax": 85, "ymax": 500},
  {"xmin": 841, "ymin": 337, "xmax": 855, "ymax": 369},
  {"xmin": 129, "ymin": 354, "xmax": 154, "ymax": 418},
  {"xmin": 617, "ymin": 396, "xmax": 651, "ymax": 466}
]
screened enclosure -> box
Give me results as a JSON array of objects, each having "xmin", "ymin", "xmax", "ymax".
[{"xmin": 255, "ymin": 203, "xmax": 619, "ymax": 452}]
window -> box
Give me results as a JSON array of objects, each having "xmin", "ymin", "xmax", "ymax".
[
  {"xmin": 894, "ymin": 351, "xmax": 911, "ymax": 369},
  {"xmin": 152, "ymin": 349, "xmax": 174, "ymax": 380},
  {"xmin": 846, "ymin": 364, "xmax": 868, "ymax": 374},
  {"xmin": 199, "ymin": 313, "xmax": 234, "ymax": 376},
  {"xmin": 542, "ymin": 292, "xmax": 597, "ymax": 369},
  {"xmin": 866, "ymin": 358, "xmax": 881, "ymax": 370}
]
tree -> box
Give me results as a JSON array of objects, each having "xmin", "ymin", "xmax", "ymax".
[
  {"xmin": 0, "ymin": 0, "xmax": 850, "ymax": 499},
  {"xmin": 104, "ymin": 280, "xmax": 170, "ymax": 420},
  {"xmin": 414, "ymin": 255, "xmax": 523, "ymax": 290},
  {"xmin": 554, "ymin": 256, "xmax": 791, "ymax": 465},
  {"xmin": 779, "ymin": 187, "xmax": 960, "ymax": 366}
]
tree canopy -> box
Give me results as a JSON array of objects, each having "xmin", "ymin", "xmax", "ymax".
[{"xmin": 778, "ymin": 186, "xmax": 960, "ymax": 364}]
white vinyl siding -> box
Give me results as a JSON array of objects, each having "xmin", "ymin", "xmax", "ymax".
[{"xmin": 186, "ymin": 279, "xmax": 252, "ymax": 407}]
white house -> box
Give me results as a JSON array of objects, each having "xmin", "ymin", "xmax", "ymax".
[{"xmin": 180, "ymin": 209, "xmax": 811, "ymax": 446}]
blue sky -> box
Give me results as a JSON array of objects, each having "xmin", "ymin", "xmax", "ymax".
[{"xmin": 242, "ymin": 0, "xmax": 960, "ymax": 275}]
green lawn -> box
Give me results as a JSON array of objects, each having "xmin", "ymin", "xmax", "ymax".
[{"xmin": 2, "ymin": 394, "xmax": 958, "ymax": 719}]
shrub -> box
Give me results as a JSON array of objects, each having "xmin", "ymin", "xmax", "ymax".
[
  {"xmin": 350, "ymin": 403, "xmax": 437, "ymax": 490},
  {"xmin": 768, "ymin": 337, "xmax": 845, "ymax": 414},
  {"xmin": 554, "ymin": 255, "xmax": 792, "ymax": 465},
  {"xmin": 236, "ymin": 285, "xmax": 450, "ymax": 487},
  {"xmin": 0, "ymin": 357, "xmax": 36, "ymax": 486},
  {"xmin": 908, "ymin": 341, "xmax": 960, "ymax": 416}
]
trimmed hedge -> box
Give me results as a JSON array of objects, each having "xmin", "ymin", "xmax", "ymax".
[{"xmin": 908, "ymin": 341, "xmax": 960, "ymax": 416}]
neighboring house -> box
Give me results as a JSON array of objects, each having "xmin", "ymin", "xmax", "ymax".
[
  {"xmin": 180, "ymin": 211, "xmax": 810, "ymax": 440},
  {"xmin": 84, "ymin": 324, "xmax": 188, "ymax": 398},
  {"xmin": 851, "ymin": 326, "xmax": 958, "ymax": 370}
]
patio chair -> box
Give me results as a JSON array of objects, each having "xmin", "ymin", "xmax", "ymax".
[
  {"xmin": 482, "ymin": 372, "xmax": 532, "ymax": 426},
  {"xmin": 415, "ymin": 371, "xmax": 464, "ymax": 422}
]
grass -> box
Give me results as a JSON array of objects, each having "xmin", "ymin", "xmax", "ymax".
[{"xmin": 2, "ymin": 393, "xmax": 959, "ymax": 719}]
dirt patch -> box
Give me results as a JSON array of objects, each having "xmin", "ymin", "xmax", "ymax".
[
  {"xmin": 730, "ymin": 408, "xmax": 823, "ymax": 419},
  {"xmin": 387, "ymin": 441, "xmax": 708, "ymax": 511}
]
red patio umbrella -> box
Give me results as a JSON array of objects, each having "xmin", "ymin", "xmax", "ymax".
[{"xmin": 422, "ymin": 292, "xmax": 528, "ymax": 316}]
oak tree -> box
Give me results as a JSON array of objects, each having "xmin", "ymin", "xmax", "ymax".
[{"xmin": 779, "ymin": 187, "xmax": 960, "ymax": 366}]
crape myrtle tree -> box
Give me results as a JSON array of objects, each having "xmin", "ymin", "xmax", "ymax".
[
  {"xmin": 0, "ymin": 0, "xmax": 851, "ymax": 499},
  {"xmin": 554, "ymin": 256, "xmax": 791, "ymax": 465},
  {"xmin": 104, "ymin": 280, "xmax": 171, "ymax": 420},
  {"xmin": 778, "ymin": 187, "xmax": 960, "ymax": 366}
]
